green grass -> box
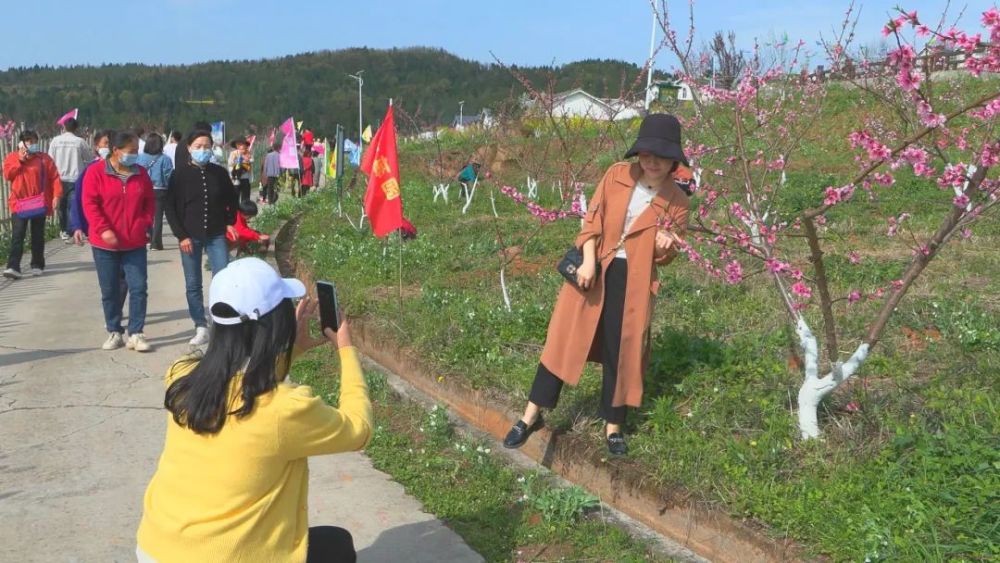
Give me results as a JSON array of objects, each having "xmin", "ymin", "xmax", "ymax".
[
  {"xmin": 289, "ymin": 346, "xmax": 670, "ymax": 562},
  {"xmin": 274, "ymin": 80, "xmax": 1000, "ymax": 561}
]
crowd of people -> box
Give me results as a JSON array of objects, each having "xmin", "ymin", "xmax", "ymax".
[
  {"xmin": 3, "ymin": 119, "xmax": 295, "ymax": 350},
  {"xmin": 3, "ymin": 113, "xmax": 690, "ymax": 561}
]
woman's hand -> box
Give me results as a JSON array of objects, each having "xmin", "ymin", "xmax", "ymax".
[
  {"xmin": 576, "ymin": 260, "xmax": 597, "ymax": 290},
  {"xmin": 294, "ymin": 297, "xmax": 328, "ymax": 352},
  {"xmin": 179, "ymin": 238, "xmax": 193, "ymax": 255},
  {"xmin": 100, "ymin": 230, "xmax": 119, "ymax": 248},
  {"xmin": 323, "ymin": 319, "xmax": 352, "ymax": 350},
  {"xmin": 227, "ymin": 225, "xmax": 240, "ymax": 242},
  {"xmin": 73, "ymin": 229, "xmax": 86, "ymax": 246},
  {"xmin": 654, "ymin": 230, "xmax": 678, "ymax": 257}
]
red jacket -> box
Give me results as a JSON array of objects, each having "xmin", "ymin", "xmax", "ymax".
[
  {"xmin": 226, "ymin": 212, "xmax": 262, "ymax": 246},
  {"xmin": 3, "ymin": 152, "xmax": 62, "ymax": 215},
  {"xmin": 82, "ymin": 161, "xmax": 156, "ymax": 251}
]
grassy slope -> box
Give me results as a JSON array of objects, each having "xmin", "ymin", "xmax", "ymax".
[{"xmin": 262, "ymin": 82, "xmax": 999, "ymax": 561}]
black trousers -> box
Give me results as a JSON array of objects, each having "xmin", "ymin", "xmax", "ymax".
[
  {"xmin": 6, "ymin": 216, "xmax": 46, "ymax": 272},
  {"xmin": 529, "ymin": 257, "xmax": 628, "ymax": 424},
  {"xmin": 150, "ymin": 189, "xmax": 169, "ymax": 249},
  {"xmin": 58, "ymin": 181, "xmax": 74, "ymax": 235},
  {"xmin": 264, "ymin": 177, "xmax": 279, "ymax": 204},
  {"xmin": 237, "ymin": 178, "xmax": 251, "ymax": 202},
  {"xmin": 306, "ymin": 526, "xmax": 356, "ymax": 563}
]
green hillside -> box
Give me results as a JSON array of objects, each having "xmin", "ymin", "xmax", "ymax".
[{"xmin": 0, "ymin": 48, "xmax": 663, "ymax": 137}]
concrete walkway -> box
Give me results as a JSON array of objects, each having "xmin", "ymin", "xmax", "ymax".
[{"xmin": 0, "ymin": 236, "xmax": 481, "ymax": 563}]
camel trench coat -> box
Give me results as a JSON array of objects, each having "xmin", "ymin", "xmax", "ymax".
[{"xmin": 539, "ymin": 161, "xmax": 691, "ymax": 407}]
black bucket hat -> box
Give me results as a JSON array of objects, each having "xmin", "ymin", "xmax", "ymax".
[{"xmin": 624, "ymin": 113, "xmax": 688, "ymax": 167}]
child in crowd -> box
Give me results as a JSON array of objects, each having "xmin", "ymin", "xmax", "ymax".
[{"xmin": 226, "ymin": 199, "xmax": 270, "ymax": 256}]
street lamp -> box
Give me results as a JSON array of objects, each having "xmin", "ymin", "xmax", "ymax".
[
  {"xmin": 458, "ymin": 100, "xmax": 465, "ymax": 130},
  {"xmin": 347, "ymin": 70, "xmax": 364, "ymax": 153}
]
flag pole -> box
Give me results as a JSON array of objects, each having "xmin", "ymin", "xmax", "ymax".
[{"xmin": 398, "ymin": 229, "xmax": 403, "ymax": 315}]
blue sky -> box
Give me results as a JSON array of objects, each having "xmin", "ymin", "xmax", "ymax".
[{"xmin": 2, "ymin": 1, "xmax": 994, "ymax": 71}]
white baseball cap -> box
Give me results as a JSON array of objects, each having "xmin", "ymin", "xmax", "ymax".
[{"xmin": 208, "ymin": 257, "xmax": 306, "ymax": 325}]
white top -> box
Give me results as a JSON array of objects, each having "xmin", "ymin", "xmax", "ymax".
[
  {"xmin": 163, "ymin": 142, "xmax": 177, "ymax": 166},
  {"xmin": 47, "ymin": 132, "xmax": 93, "ymax": 181},
  {"xmin": 616, "ymin": 181, "xmax": 658, "ymax": 259}
]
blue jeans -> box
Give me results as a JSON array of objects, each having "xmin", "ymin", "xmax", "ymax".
[
  {"xmin": 180, "ymin": 235, "xmax": 230, "ymax": 328},
  {"xmin": 92, "ymin": 247, "xmax": 148, "ymax": 334}
]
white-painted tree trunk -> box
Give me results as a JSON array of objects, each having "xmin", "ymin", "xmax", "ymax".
[
  {"xmin": 794, "ymin": 317, "xmax": 871, "ymax": 439},
  {"xmin": 499, "ymin": 267, "xmax": 512, "ymax": 312}
]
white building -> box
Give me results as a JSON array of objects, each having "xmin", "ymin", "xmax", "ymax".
[{"xmin": 528, "ymin": 89, "xmax": 643, "ymax": 121}]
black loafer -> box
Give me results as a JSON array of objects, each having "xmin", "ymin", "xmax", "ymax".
[
  {"xmin": 503, "ymin": 416, "xmax": 543, "ymax": 449},
  {"xmin": 607, "ymin": 432, "xmax": 628, "ymax": 456}
]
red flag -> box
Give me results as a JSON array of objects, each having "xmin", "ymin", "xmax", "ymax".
[{"xmin": 361, "ymin": 103, "xmax": 409, "ymax": 238}]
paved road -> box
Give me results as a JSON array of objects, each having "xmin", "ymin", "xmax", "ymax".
[{"xmin": 0, "ymin": 235, "xmax": 481, "ymax": 563}]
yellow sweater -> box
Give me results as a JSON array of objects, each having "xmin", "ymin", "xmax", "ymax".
[{"xmin": 136, "ymin": 346, "xmax": 372, "ymax": 563}]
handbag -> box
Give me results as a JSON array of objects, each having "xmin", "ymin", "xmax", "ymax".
[
  {"xmin": 13, "ymin": 194, "xmax": 46, "ymax": 219},
  {"xmin": 557, "ymin": 246, "xmax": 600, "ymax": 288},
  {"xmin": 557, "ymin": 229, "xmax": 628, "ymax": 289}
]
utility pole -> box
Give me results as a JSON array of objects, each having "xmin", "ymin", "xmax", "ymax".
[
  {"xmin": 347, "ymin": 70, "xmax": 364, "ymax": 153},
  {"xmin": 644, "ymin": 6, "xmax": 657, "ymax": 110},
  {"xmin": 458, "ymin": 100, "xmax": 465, "ymax": 130}
]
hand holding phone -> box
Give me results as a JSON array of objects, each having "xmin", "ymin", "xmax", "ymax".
[{"xmin": 316, "ymin": 281, "xmax": 341, "ymax": 332}]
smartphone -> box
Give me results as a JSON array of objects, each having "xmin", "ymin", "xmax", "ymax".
[{"xmin": 316, "ymin": 281, "xmax": 341, "ymax": 332}]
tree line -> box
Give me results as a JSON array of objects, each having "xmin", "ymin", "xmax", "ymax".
[{"xmin": 0, "ymin": 48, "xmax": 664, "ymax": 139}]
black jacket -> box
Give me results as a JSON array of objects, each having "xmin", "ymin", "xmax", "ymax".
[{"xmin": 164, "ymin": 161, "xmax": 238, "ymax": 241}]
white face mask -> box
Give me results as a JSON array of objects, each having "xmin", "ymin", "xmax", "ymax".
[{"xmin": 97, "ymin": 147, "xmax": 111, "ymax": 159}]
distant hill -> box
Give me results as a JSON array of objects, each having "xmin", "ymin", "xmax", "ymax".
[{"xmin": 0, "ymin": 48, "xmax": 664, "ymax": 138}]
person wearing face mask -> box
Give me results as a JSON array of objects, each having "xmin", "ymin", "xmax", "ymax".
[
  {"xmin": 136, "ymin": 258, "xmax": 370, "ymax": 563},
  {"xmin": 3, "ymin": 130, "xmax": 63, "ymax": 279},
  {"xmin": 502, "ymin": 114, "xmax": 692, "ymax": 457},
  {"xmin": 137, "ymin": 132, "xmax": 175, "ymax": 251},
  {"xmin": 69, "ymin": 129, "xmax": 113, "ymax": 245},
  {"xmin": 81, "ymin": 130, "xmax": 156, "ymax": 352},
  {"xmin": 165, "ymin": 130, "xmax": 240, "ymax": 348}
]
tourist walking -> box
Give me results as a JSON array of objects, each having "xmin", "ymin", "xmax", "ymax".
[
  {"xmin": 228, "ymin": 137, "xmax": 252, "ymax": 202},
  {"xmin": 47, "ymin": 117, "xmax": 93, "ymax": 242},
  {"xmin": 136, "ymin": 258, "xmax": 370, "ymax": 563},
  {"xmin": 502, "ymin": 114, "xmax": 692, "ymax": 457},
  {"xmin": 261, "ymin": 142, "xmax": 281, "ymax": 204},
  {"xmin": 69, "ymin": 129, "xmax": 113, "ymax": 244},
  {"xmin": 3, "ymin": 130, "xmax": 62, "ymax": 279},
  {"xmin": 137, "ymin": 132, "xmax": 175, "ymax": 251},
  {"xmin": 81, "ymin": 130, "xmax": 156, "ymax": 352},
  {"xmin": 300, "ymin": 145, "xmax": 314, "ymax": 197},
  {"xmin": 164, "ymin": 130, "xmax": 239, "ymax": 348}
]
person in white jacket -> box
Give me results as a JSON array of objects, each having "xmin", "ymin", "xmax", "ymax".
[{"xmin": 47, "ymin": 118, "xmax": 93, "ymax": 242}]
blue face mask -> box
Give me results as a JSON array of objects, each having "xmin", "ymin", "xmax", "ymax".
[
  {"xmin": 98, "ymin": 147, "xmax": 111, "ymax": 159},
  {"xmin": 191, "ymin": 149, "xmax": 212, "ymax": 165},
  {"xmin": 118, "ymin": 153, "xmax": 138, "ymax": 167},
  {"xmin": 27, "ymin": 144, "xmax": 40, "ymax": 154}
]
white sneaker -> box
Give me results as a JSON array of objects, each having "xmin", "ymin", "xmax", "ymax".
[
  {"xmin": 2, "ymin": 268, "xmax": 21, "ymax": 280},
  {"xmin": 60, "ymin": 232, "xmax": 71, "ymax": 242},
  {"xmin": 30, "ymin": 268, "xmax": 43, "ymax": 277},
  {"xmin": 189, "ymin": 326, "xmax": 209, "ymax": 348},
  {"xmin": 126, "ymin": 333, "xmax": 153, "ymax": 352},
  {"xmin": 102, "ymin": 332, "xmax": 125, "ymax": 350}
]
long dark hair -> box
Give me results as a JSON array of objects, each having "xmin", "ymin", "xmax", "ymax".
[{"xmin": 164, "ymin": 298, "xmax": 297, "ymax": 435}]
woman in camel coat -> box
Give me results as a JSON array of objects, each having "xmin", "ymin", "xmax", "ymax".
[{"xmin": 503, "ymin": 114, "xmax": 692, "ymax": 456}]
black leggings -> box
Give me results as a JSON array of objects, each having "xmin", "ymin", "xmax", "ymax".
[
  {"xmin": 237, "ymin": 179, "xmax": 251, "ymax": 202},
  {"xmin": 307, "ymin": 526, "xmax": 356, "ymax": 563},
  {"xmin": 529, "ymin": 257, "xmax": 628, "ymax": 424}
]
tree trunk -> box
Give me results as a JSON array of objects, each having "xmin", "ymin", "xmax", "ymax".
[{"xmin": 795, "ymin": 317, "xmax": 870, "ymax": 439}]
